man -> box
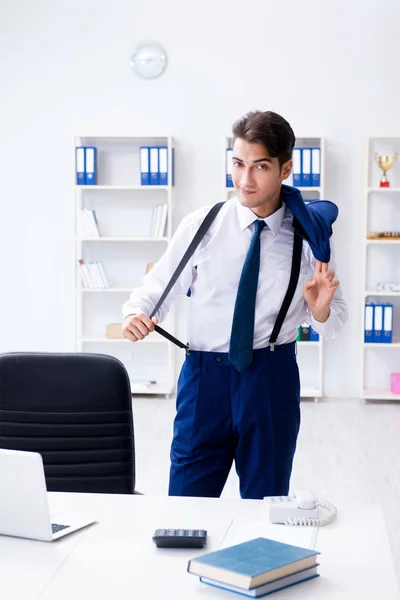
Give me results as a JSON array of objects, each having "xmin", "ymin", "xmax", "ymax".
[{"xmin": 122, "ymin": 110, "xmax": 348, "ymax": 500}]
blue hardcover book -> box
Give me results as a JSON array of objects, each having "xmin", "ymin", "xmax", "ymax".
[
  {"xmin": 311, "ymin": 148, "xmax": 321, "ymax": 187},
  {"xmin": 200, "ymin": 564, "xmax": 319, "ymax": 597},
  {"xmin": 187, "ymin": 537, "xmax": 319, "ymax": 590},
  {"xmin": 373, "ymin": 304, "xmax": 383, "ymax": 343},
  {"xmin": 158, "ymin": 146, "xmax": 168, "ymax": 186},
  {"xmin": 309, "ymin": 327, "xmax": 319, "ymax": 342},
  {"xmin": 292, "ymin": 148, "xmax": 301, "ymax": 187},
  {"xmin": 76, "ymin": 146, "xmax": 85, "ymax": 185},
  {"xmin": 226, "ymin": 148, "xmax": 234, "ymax": 188},
  {"xmin": 140, "ymin": 146, "xmax": 150, "ymax": 185},
  {"xmin": 364, "ymin": 303, "xmax": 374, "ymax": 343},
  {"xmin": 383, "ymin": 303, "xmax": 393, "ymax": 343},
  {"xmin": 84, "ymin": 146, "xmax": 97, "ymax": 185},
  {"xmin": 150, "ymin": 146, "xmax": 159, "ymax": 185},
  {"xmin": 301, "ymin": 148, "xmax": 312, "ymax": 187}
]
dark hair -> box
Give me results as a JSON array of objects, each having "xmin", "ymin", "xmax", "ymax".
[{"xmin": 232, "ymin": 110, "xmax": 295, "ymax": 168}]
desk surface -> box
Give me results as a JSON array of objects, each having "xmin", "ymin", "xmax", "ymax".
[{"xmin": 0, "ymin": 493, "xmax": 398, "ymax": 600}]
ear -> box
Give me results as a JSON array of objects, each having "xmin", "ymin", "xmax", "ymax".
[{"xmin": 280, "ymin": 160, "xmax": 292, "ymax": 182}]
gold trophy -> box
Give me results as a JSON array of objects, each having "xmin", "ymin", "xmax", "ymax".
[{"xmin": 375, "ymin": 153, "xmax": 398, "ymax": 188}]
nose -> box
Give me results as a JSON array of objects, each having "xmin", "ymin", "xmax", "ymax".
[{"xmin": 239, "ymin": 167, "xmax": 255, "ymax": 189}]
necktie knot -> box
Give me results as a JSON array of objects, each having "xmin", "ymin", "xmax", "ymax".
[{"xmin": 253, "ymin": 220, "xmax": 266, "ymax": 236}]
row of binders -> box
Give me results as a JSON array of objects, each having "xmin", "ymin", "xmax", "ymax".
[
  {"xmin": 140, "ymin": 146, "xmax": 174, "ymax": 186},
  {"xmin": 76, "ymin": 147, "xmax": 97, "ymax": 185},
  {"xmin": 225, "ymin": 147, "xmax": 321, "ymax": 188},
  {"xmin": 150, "ymin": 204, "xmax": 168, "ymax": 238},
  {"xmin": 364, "ymin": 303, "xmax": 393, "ymax": 343},
  {"xmin": 292, "ymin": 148, "xmax": 321, "ymax": 187},
  {"xmin": 76, "ymin": 259, "xmax": 109, "ymax": 289},
  {"xmin": 80, "ymin": 209, "xmax": 101, "ymax": 237},
  {"xmin": 296, "ymin": 324, "xmax": 319, "ymax": 341}
]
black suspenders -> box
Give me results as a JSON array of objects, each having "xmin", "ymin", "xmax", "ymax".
[
  {"xmin": 149, "ymin": 202, "xmax": 226, "ymax": 353},
  {"xmin": 150, "ymin": 206, "xmax": 304, "ymax": 354},
  {"xmin": 268, "ymin": 220, "xmax": 303, "ymax": 351}
]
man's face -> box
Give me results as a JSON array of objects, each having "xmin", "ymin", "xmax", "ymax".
[{"xmin": 231, "ymin": 138, "xmax": 292, "ymax": 214}]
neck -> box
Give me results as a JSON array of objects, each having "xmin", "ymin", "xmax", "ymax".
[{"xmin": 250, "ymin": 187, "xmax": 282, "ymax": 219}]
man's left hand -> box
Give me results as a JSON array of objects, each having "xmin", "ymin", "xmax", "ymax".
[{"xmin": 303, "ymin": 261, "xmax": 340, "ymax": 323}]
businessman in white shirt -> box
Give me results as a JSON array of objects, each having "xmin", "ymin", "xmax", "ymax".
[{"xmin": 122, "ymin": 110, "xmax": 348, "ymax": 500}]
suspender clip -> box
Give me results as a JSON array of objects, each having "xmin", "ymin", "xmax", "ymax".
[
  {"xmin": 185, "ymin": 345, "xmax": 191, "ymax": 355},
  {"xmin": 269, "ymin": 343, "xmax": 275, "ymax": 352}
]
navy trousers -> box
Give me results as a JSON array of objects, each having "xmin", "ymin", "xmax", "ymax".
[{"xmin": 168, "ymin": 342, "xmax": 301, "ymax": 500}]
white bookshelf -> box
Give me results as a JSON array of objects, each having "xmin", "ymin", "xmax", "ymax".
[
  {"xmin": 361, "ymin": 137, "xmax": 400, "ymax": 402},
  {"xmin": 74, "ymin": 136, "xmax": 176, "ymax": 397},
  {"xmin": 225, "ymin": 136, "xmax": 325, "ymax": 401}
]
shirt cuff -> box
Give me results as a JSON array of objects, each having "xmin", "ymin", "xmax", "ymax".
[{"xmin": 310, "ymin": 307, "xmax": 336, "ymax": 338}]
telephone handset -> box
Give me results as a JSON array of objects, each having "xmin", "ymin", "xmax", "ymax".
[{"xmin": 264, "ymin": 489, "xmax": 337, "ymax": 527}]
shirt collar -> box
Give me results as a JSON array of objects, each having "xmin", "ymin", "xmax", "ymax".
[{"xmin": 235, "ymin": 198, "xmax": 286, "ymax": 237}]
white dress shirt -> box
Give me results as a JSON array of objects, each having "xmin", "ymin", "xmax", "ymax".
[{"xmin": 122, "ymin": 197, "xmax": 348, "ymax": 352}]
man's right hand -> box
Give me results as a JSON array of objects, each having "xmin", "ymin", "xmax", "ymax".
[{"xmin": 122, "ymin": 313, "xmax": 159, "ymax": 342}]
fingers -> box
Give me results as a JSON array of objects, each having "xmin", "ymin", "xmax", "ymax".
[
  {"xmin": 324, "ymin": 269, "xmax": 335, "ymax": 282},
  {"xmin": 122, "ymin": 313, "xmax": 158, "ymax": 342},
  {"xmin": 303, "ymin": 279, "xmax": 316, "ymax": 292},
  {"xmin": 315, "ymin": 261, "xmax": 329, "ymax": 274}
]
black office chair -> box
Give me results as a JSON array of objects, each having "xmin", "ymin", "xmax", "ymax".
[{"xmin": 0, "ymin": 352, "xmax": 139, "ymax": 494}]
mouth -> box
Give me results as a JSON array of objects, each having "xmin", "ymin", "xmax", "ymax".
[{"xmin": 240, "ymin": 188, "xmax": 257, "ymax": 196}]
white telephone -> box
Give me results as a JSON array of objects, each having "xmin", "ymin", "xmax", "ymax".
[{"xmin": 264, "ymin": 489, "xmax": 337, "ymax": 527}]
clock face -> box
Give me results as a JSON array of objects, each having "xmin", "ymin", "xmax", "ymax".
[{"xmin": 130, "ymin": 42, "xmax": 167, "ymax": 79}]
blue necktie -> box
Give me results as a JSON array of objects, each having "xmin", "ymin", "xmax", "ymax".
[{"xmin": 228, "ymin": 219, "xmax": 266, "ymax": 372}]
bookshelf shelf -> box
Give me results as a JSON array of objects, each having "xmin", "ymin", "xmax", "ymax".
[
  {"xmin": 75, "ymin": 135, "xmax": 176, "ymax": 397},
  {"xmin": 361, "ymin": 137, "xmax": 400, "ymax": 402}
]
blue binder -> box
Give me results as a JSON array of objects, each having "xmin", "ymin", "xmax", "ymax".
[
  {"xmin": 158, "ymin": 147, "xmax": 168, "ymax": 185},
  {"xmin": 311, "ymin": 148, "xmax": 321, "ymax": 187},
  {"xmin": 373, "ymin": 304, "xmax": 383, "ymax": 343},
  {"xmin": 226, "ymin": 148, "xmax": 234, "ymax": 188},
  {"xmin": 85, "ymin": 147, "xmax": 97, "ymax": 185},
  {"xmin": 76, "ymin": 147, "xmax": 85, "ymax": 185},
  {"xmin": 383, "ymin": 303, "xmax": 393, "ymax": 343},
  {"xmin": 292, "ymin": 148, "xmax": 301, "ymax": 187},
  {"xmin": 140, "ymin": 147, "xmax": 150, "ymax": 185},
  {"xmin": 150, "ymin": 147, "xmax": 159, "ymax": 185},
  {"xmin": 309, "ymin": 327, "xmax": 320, "ymax": 341},
  {"xmin": 301, "ymin": 148, "xmax": 312, "ymax": 187},
  {"xmin": 364, "ymin": 303, "xmax": 374, "ymax": 343}
]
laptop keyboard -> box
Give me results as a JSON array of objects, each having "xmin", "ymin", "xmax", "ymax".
[{"xmin": 52, "ymin": 523, "xmax": 70, "ymax": 534}]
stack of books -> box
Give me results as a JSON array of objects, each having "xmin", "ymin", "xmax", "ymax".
[
  {"xmin": 188, "ymin": 537, "xmax": 320, "ymax": 597},
  {"xmin": 149, "ymin": 204, "xmax": 168, "ymax": 238},
  {"xmin": 80, "ymin": 208, "xmax": 101, "ymax": 237},
  {"xmin": 76, "ymin": 259, "xmax": 109, "ymax": 289}
]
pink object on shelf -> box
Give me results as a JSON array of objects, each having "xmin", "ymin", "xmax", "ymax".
[{"xmin": 390, "ymin": 373, "xmax": 400, "ymax": 395}]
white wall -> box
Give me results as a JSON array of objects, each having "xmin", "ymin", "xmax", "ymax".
[{"xmin": 1, "ymin": 0, "xmax": 399, "ymax": 398}]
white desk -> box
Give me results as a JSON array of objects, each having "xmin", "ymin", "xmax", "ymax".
[{"xmin": 0, "ymin": 494, "xmax": 398, "ymax": 600}]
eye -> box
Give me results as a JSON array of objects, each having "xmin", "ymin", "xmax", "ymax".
[
  {"xmin": 256, "ymin": 164, "xmax": 268, "ymax": 170},
  {"xmin": 233, "ymin": 161, "xmax": 243, "ymax": 168}
]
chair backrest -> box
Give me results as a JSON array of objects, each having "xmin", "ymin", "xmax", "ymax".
[{"xmin": 0, "ymin": 352, "xmax": 136, "ymax": 494}]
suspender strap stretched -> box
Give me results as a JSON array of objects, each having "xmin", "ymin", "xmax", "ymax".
[
  {"xmin": 268, "ymin": 221, "xmax": 304, "ymax": 350},
  {"xmin": 150, "ymin": 202, "xmax": 226, "ymax": 352}
]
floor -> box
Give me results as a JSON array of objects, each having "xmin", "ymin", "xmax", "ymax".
[{"xmin": 132, "ymin": 395, "xmax": 400, "ymax": 588}]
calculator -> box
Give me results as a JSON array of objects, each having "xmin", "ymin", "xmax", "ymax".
[{"xmin": 152, "ymin": 528, "xmax": 207, "ymax": 548}]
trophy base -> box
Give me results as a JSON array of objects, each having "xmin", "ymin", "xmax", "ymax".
[{"xmin": 380, "ymin": 181, "xmax": 390, "ymax": 188}]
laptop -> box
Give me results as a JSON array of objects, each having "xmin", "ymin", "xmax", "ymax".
[{"xmin": 0, "ymin": 448, "xmax": 97, "ymax": 541}]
